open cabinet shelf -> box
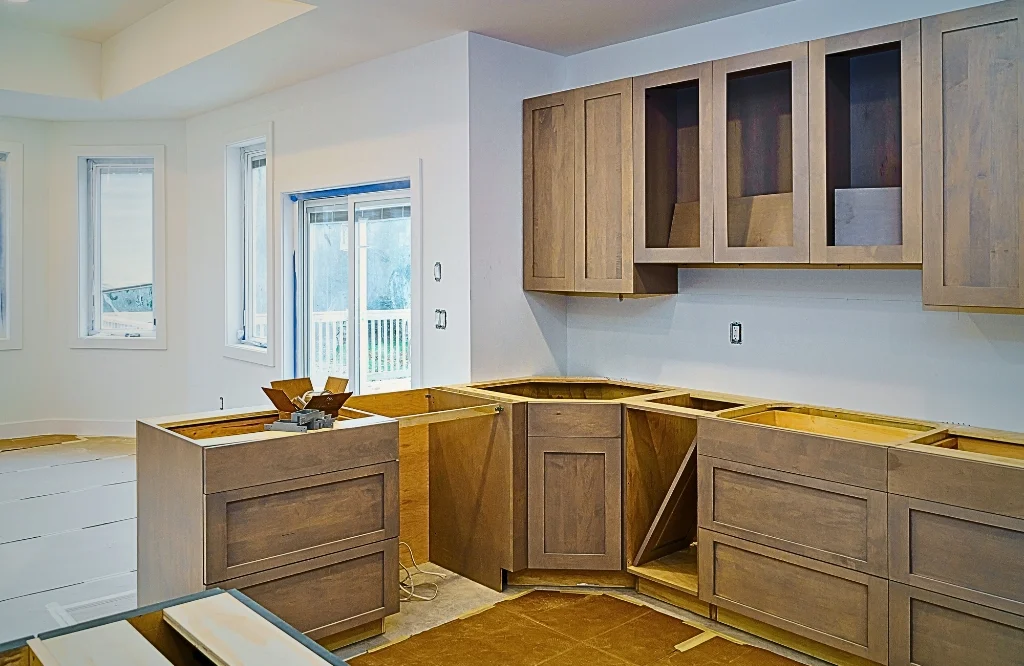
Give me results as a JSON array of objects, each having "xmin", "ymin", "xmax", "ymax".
[
  {"xmin": 627, "ymin": 544, "xmax": 699, "ymax": 595},
  {"xmin": 634, "ymin": 63, "xmax": 713, "ymax": 263},
  {"xmin": 810, "ymin": 21, "xmax": 922, "ymax": 264},
  {"xmin": 713, "ymin": 44, "xmax": 810, "ymax": 263}
]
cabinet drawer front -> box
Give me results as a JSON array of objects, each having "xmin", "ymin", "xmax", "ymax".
[
  {"xmin": 528, "ymin": 437, "xmax": 622, "ymax": 570},
  {"xmin": 698, "ymin": 530, "xmax": 888, "ymax": 663},
  {"xmin": 204, "ymin": 420, "xmax": 398, "ymax": 493},
  {"xmin": 206, "ymin": 463, "xmax": 398, "ymax": 583},
  {"xmin": 218, "ymin": 539, "xmax": 398, "ymax": 641},
  {"xmin": 890, "ymin": 495, "xmax": 1024, "ymax": 615},
  {"xmin": 698, "ymin": 456, "xmax": 887, "ymax": 575},
  {"xmin": 698, "ymin": 417, "xmax": 888, "ymax": 490},
  {"xmin": 889, "ymin": 582, "xmax": 1024, "ymax": 666},
  {"xmin": 888, "ymin": 447, "xmax": 1024, "ymax": 520},
  {"xmin": 528, "ymin": 403, "xmax": 621, "ymax": 438}
]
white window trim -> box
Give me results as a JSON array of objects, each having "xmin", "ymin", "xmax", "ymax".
[
  {"xmin": 71, "ymin": 145, "xmax": 167, "ymax": 350},
  {"xmin": 0, "ymin": 141, "xmax": 24, "ymax": 351},
  {"xmin": 224, "ymin": 122, "xmax": 275, "ymax": 367}
]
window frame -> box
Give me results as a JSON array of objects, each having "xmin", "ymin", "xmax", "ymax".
[
  {"xmin": 72, "ymin": 145, "xmax": 166, "ymax": 350},
  {"xmin": 0, "ymin": 141, "xmax": 24, "ymax": 352},
  {"xmin": 241, "ymin": 144, "xmax": 268, "ymax": 348},
  {"xmin": 223, "ymin": 123, "xmax": 275, "ymax": 367}
]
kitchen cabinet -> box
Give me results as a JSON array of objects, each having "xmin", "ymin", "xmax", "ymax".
[{"xmin": 922, "ymin": 1, "xmax": 1024, "ymax": 308}]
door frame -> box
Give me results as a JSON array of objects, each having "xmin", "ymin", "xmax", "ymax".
[{"xmin": 296, "ymin": 189, "xmax": 417, "ymax": 393}]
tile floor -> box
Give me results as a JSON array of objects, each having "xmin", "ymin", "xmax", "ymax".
[{"xmin": 0, "ymin": 437, "xmax": 137, "ymax": 643}]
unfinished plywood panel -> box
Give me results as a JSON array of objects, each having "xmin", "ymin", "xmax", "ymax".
[
  {"xmin": 714, "ymin": 44, "xmax": 810, "ymax": 263},
  {"xmin": 632, "ymin": 431, "xmax": 698, "ymax": 567},
  {"xmin": 923, "ymin": 2, "xmax": 1024, "ymax": 308},
  {"xmin": 624, "ymin": 408, "xmax": 698, "ymax": 565},
  {"xmin": 347, "ymin": 389, "xmax": 431, "ymax": 567},
  {"xmin": 633, "ymin": 63, "xmax": 714, "ymax": 263},
  {"xmin": 524, "ymin": 92, "xmax": 575, "ymax": 292}
]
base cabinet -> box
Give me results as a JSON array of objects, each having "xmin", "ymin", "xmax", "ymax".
[
  {"xmin": 889, "ymin": 583, "xmax": 1024, "ymax": 666},
  {"xmin": 698, "ymin": 530, "xmax": 889, "ymax": 664},
  {"xmin": 527, "ymin": 436, "xmax": 622, "ymax": 570}
]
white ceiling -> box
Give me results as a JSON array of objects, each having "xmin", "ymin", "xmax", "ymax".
[
  {"xmin": 0, "ymin": 0, "xmax": 174, "ymax": 42},
  {"xmin": 0, "ymin": 0, "xmax": 796, "ymax": 120}
]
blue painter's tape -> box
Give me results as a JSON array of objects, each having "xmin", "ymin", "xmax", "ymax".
[{"xmin": 289, "ymin": 179, "xmax": 411, "ymax": 202}]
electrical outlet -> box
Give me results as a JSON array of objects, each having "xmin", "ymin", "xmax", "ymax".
[{"xmin": 730, "ymin": 322, "xmax": 742, "ymax": 345}]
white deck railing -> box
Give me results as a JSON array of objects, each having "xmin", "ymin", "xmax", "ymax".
[{"xmin": 309, "ymin": 309, "xmax": 411, "ymax": 386}]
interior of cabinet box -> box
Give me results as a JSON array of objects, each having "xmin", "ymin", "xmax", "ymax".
[
  {"xmin": 925, "ymin": 434, "xmax": 1024, "ymax": 461},
  {"xmin": 726, "ymin": 63, "xmax": 794, "ymax": 248},
  {"xmin": 471, "ymin": 380, "xmax": 655, "ymax": 400},
  {"xmin": 644, "ymin": 80, "xmax": 702, "ymax": 249},
  {"xmin": 825, "ymin": 42, "xmax": 903, "ymax": 248},
  {"xmin": 646, "ymin": 393, "xmax": 744, "ymax": 413},
  {"xmin": 730, "ymin": 405, "xmax": 932, "ymax": 444},
  {"xmin": 624, "ymin": 407, "xmax": 700, "ymax": 596},
  {"xmin": 165, "ymin": 412, "xmax": 294, "ymax": 440}
]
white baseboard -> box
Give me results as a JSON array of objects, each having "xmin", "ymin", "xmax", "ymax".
[{"xmin": 0, "ymin": 419, "xmax": 135, "ymax": 439}]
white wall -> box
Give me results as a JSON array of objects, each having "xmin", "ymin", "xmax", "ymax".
[
  {"xmin": 185, "ymin": 34, "xmax": 472, "ymax": 412},
  {"xmin": 467, "ymin": 33, "xmax": 568, "ymax": 381},
  {"xmin": 0, "ymin": 118, "xmax": 52, "ymax": 428},
  {"xmin": 0, "ymin": 119, "xmax": 188, "ymax": 433},
  {"xmin": 561, "ymin": 0, "xmax": 1024, "ymax": 432}
]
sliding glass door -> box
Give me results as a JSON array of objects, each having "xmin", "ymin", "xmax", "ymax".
[{"xmin": 298, "ymin": 192, "xmax": 412, "ymax": 393}]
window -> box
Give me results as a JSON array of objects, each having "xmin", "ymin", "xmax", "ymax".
[
  {"xmin": 224, "ymin": 126, "xmax": 273, "ymax": 366},
  {"xmin": 0, "ymin": 141, "xmax": 22, "ymax": 351},
  {"xmin": 0, "ymin": 151, "xmax": 8, "ymax": 341},
  {"xmin": 240, "ymin": 143, "xmax": 268, "ymax": 347},
  {"xmin": 75, "ymin": 146, "xmax": 165, "ymax": 349}
]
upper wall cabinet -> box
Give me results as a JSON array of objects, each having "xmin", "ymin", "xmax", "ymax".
[
  {"xmin": 633, "ymin": 63, "xmax": 714, "ymax": 263},
  {"xmin": 713, "ymin": 44, "xmax": 810, "ymax": 263},
  {"xmin": 524, "ymin": 83, "xmax": 677, "ymax": 295},
  {"xmin": 809, "ymin": 21, "xmax": 923, "ymax": 265},
  {"xmin": 524, "ymin": 92, "xmax": 576, "ymax": 292},
  {"xmin": 922, "ymin": 0, "xmax": 1024, "ymax": 309}
]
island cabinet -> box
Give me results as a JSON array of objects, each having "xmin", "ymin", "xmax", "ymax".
[
  {"xmin": 808, "ymin": 21, "xmax": 923, "ymax": 265},
  {"xmin": 713, "ymin": 43, "xmax": 811, "ymax": 263},
  {"xmin": 922, "ymin": 0, "xmax": 1024, "ymax": 309},
  {"xmin": 137, "ymin": 408, "xmax": 402, "ymax": 649},
  {"xmin": 524, "ymin": 83, "xmax": 677, "ymax": 295}
]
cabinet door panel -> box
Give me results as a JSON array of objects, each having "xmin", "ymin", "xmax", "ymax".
[
  {"xmin": 524, "ymin": 92, "xmax": 576, "ymax": 292},
  {"xmin": 575, "ymin": 80, "xmax": 634, "ymax": 292},
  {"xmin": 889, "ymin": 583, "xmax": 1024, "ymax": 666},
  {"xmin": 528, "ymin": 436, "xmax": 622, "ymax": 570},
  {"xmin": 923, "ymin": 1, "xmax": 1024, "ymax": 308}
]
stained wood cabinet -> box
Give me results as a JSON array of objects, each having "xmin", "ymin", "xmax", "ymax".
[
  {"xmin": 922, "ymin": 1, "xmax": 1024, "ymax": 309},
  {"xmin": 527, "ymin": 435, "xmax": 622, "ymax": 570},
  {"xmin": 809, "ymin": 21, "xmax": 923, "ymax": 265},
  {"xmin": 713, "ymin": 44, "xmax": 811, "ymax": 263},
  {"xmin": 524, "ymin": 83, "xmax": 676, "ymax": 294},
  {"xmin": 633, "ymin": 63, "xmax": 715, "ymax": 263}
]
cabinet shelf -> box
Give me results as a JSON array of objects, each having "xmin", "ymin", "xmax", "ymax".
[
  {"xmin": 810, "ymin": 21, "xmax": 922, "ymax": 264},
  {"xmin": 627, "ymin": 546, "xmax": 699, "ymax": 595}
]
